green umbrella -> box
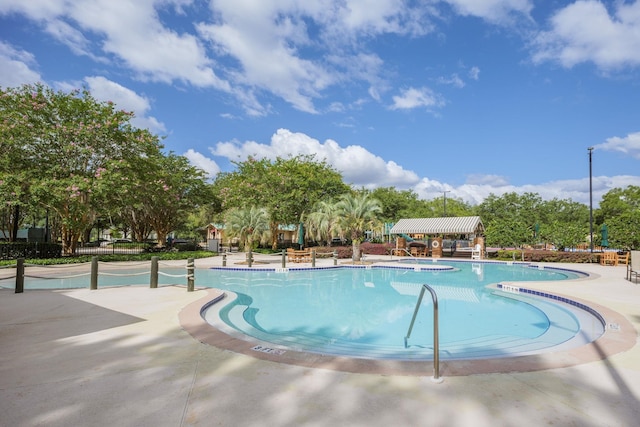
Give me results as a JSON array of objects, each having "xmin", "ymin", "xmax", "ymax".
[
  {"xmin": 601, "ymin": 224, "xmax": 609, "ymax": 248},
  {"xmin": 298, "ymin": 222, "xmax": 305, "ymax": 249}
]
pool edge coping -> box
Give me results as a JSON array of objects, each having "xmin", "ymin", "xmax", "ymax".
[{"xmin": 178, "ymin": 286, "xmax": 636, "ymax": 377}]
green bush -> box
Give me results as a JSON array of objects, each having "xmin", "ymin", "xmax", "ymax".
[
  {"xmin": 313, "ymin": 242, "xmax": 394, "ymax": 259},
  {"xmin": 172, "ymin": 242, "xmax": 200, "ymax": 252},
  {"xmin": 493, "ymin": 250, "xmax": 598, "ymax": 263},
  {"xmin": 0, "ymin": 251, "xmax": 215, "ymax": 266},
  {"xmin": 0, "ymin": 242, "xmax": 62, "ymax": 260}
]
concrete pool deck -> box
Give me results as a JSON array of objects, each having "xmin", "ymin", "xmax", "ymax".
[{"xmin": 1, "ymin": 254, "xmax": 639, "ymax": 426}]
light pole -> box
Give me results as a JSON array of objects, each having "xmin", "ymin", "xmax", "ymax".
[
  {"xmin": 588, "ymin": 147, "xmax": 594, "ymax": 255},
  {"xmin": 441, "ymin": 190, "xmax": 450, "ymax": 217}
]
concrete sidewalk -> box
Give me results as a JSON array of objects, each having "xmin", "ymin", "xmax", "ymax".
[{"xmin": 1, "ymin": 256, "xmax": 639, "ymax": 426}]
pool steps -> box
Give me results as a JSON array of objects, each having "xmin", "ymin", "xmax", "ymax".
[{"xmin": 205, "ymin": 289, "xmax": 603, "ymax": 361}]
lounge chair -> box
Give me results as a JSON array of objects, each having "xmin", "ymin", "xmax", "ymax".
[
  {"xmin": 471, "ymin": 244, "xmax": 482, "ymax": 260},
  {"xmin": 629, "ymin": 251, "xmax": 640, "ymax": 283},
  {"xmin": 599, "ymin": 251, "xmax": 618, "ymax": 266},
  {"xmin": 617, "ymin": 252, "xmax": 630, "ymax": 265}
]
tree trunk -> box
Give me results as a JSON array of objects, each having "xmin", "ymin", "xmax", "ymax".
[
  {"xmin": 352, "ymin": 240, "xmax": 361, "ymax": 262},
  {"xmin": 270, "ymin": 221, "xmax": 279, "ymax": 250},
  {"xmin": 11, "ymin": 205, "xmax": 19, "ymax": 242},
  {"xmin": 61, "ymin": 226, "xmax": 79, "ymax": 255}
]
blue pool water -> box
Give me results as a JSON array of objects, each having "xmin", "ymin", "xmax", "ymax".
[
  {"xmin": 4, "ymin": 259, "xmax": 602, "ymax": 360},
  {"xmin": 200, "ymin": 261, "xmax": 603, "ymax": 360}
]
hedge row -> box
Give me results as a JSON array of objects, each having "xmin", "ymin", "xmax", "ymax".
[
  {"xmin": 0, "ymin": 242, "xmax": 62, "ymax": 260},
  {"xmin": 492, "ymin": 250, "xmax": 600, "ymax": 263},
  {"xmin": 313, "ymin": 242, "xmax": 395, "ymax": 259}
]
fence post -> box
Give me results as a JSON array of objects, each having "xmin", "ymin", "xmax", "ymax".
[
  {"xmin": 312, "ymin": 249, "xmax": 316, "ymax": 267},
  {"xmin": 150, "ymin": 256, "xmax": 159, "ymax": 288},
  {"xmin": 187, "ymin": 258, "xmax": 195, "ymax": 292},
  {"xmin": 222, "ymin": 253, "xmax": 227, "ymax": 267},
  {"xmin": 90, "ymin": 256, "xmax": 98, "ymax": 290},
  {"xmin": 15, "ymin": 258, "xmax": 24, "ymax": 293},
  {"xmin": 247, "ymin": 250, "xmax": 253, "ymax": 268},
  {"xmin": 333, "ymin": 250, "xmax": 338, "ymax": 266},
  {"xmin": 282, "ymin": 250, "xmax": 286, "ymax": 268}
]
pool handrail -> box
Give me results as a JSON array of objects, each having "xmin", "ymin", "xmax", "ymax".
[{"xmin": 404, "ymin": 284, "xmax": 442, "ymax": 383}]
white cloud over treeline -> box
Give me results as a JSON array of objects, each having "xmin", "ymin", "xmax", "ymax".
[{"xmin": 189, "ymin": 128, "xmax": 640, "ymax": 206}]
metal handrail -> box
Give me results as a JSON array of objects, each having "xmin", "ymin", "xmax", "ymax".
[{"xmin": 404, "ymin": 284, "xmax": 442, "ymax": 383}]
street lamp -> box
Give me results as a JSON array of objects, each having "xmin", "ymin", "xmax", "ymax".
[
  {"xmin": 441, "ymin": 190, "xmax": 450, "ymax": 217},
  {"xmin": 588, "ymin": 147, "xmax": 594, "ymax": 255}
]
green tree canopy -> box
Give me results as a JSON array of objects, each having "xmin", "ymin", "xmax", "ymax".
[
  {"xmin": 598, "ymin": 186, "xmax": 640, "ymax": 249},
  {"xmin": 214, "ymin": 155, "xmax": 349, "ymax": 249},
  {"xmin": 0, "ymin": 83, "xmax": 162, "ymax": 253},
  {"xmin": 477, "ymin": 192, "xmax": 589, "ymax": 249}
]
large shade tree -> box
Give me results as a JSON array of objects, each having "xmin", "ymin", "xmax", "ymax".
[
  {"xmin": 477, "ymin": 192, "xmax": 590, "ymax": 249},
  {"xmin": 370, "ymin": 187, "xmax": 474, "ymax": 222},
  {"xmin": 100, "ymin": 152, "xmax": 210, "ymax": 246},
  {"xmin": 476, "ymin": 192, "xmax": 544, "ymax": 248},
  {"xmin": 0, "ymin": 83, "xmax": 162, "ymax": 254},
  {"xmin": 598, "ymin": 186, "xmax": 640, "ymax": 250},
  {"xmin": 214, "ymin": 155, "xmax": 349, "ymax": 249}
]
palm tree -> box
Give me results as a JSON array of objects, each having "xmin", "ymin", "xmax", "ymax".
[
  {"xmin": 306, "ymin": 200, "xmax": 340, "ymax": 245},
  {"xmin": 224, "ymin": 206, "xmax": 270, "ymax": 251},
  {"xmin": 334, "ymin": 193, "xmax": 382, "ymax": 262}
]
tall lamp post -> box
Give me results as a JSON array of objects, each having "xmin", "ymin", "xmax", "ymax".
[
  {"xmin": 588, "ymin": 147, "xmax": 594, "ymax": 255},
  {"xmin": 442, "ymin": 190, "xmax": 450, "ymax": 217}
]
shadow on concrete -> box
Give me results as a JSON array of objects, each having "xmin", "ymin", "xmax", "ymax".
[{"xmin": 1, "ymin": 286, "xmax": 639, "ymax": 427}]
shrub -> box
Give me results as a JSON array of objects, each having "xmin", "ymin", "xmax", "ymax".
[
  {"xmin": 173, "ymin": 241, "xmax": 200, "ymax": 252},
  {"xmin": 0, "ymin": 242, "xmax": 62, "ymax": 260},
  {"xmin": 361, "ymin": 242, "xmax": 395, "ymax": 256},
  {"xmin": 493, "ymin": 250, "xmax": 598, "ymax": 263}
]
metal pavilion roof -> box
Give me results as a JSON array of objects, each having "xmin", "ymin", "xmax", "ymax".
[{"xmin": 389, "ymin": 216, "xmax": 484, "ymax": 236}]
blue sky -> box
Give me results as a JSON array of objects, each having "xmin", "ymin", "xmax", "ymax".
[{"xmin": 1, "ymin": 0, "xmax": 639, "ymax": 207}]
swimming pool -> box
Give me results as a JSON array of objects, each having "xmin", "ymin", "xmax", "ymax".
[{"xmin": 200, "ymin": 261, "xmax": 604, "ymax": 361}]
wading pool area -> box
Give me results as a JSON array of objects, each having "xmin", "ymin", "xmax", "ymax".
[
  {"xmin": 199, "ymin": 261, "xmax": 605, "ymax": 362},
  {"xmin": 2, "ymin": 256, "xmax": 639, "ymax": 426},
  {"xmin": 2, "ymin": 256, "xmax": 635, "ymax": 377}
]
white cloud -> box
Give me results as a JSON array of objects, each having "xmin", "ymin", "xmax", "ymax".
[
  {"xmin": 210, "ymin": 128, "xmax": 421, "ymax": 188},
  {"xmin": 414, "ymin": 174, "xmax": 640, "ymax": 207},
  {"xmin": 594, "ymin": 131, "xmax": 640, "ymax": 159},
  {"xmin": 443, "ymin": 0, "xmax": 533, "ymax": 24},
  {"xmin": 0, "ymin": 0, "xmax": 499, "ymax": 116},
  {"xmin": 0, "ymin": 0, "xmax": 66, "ymax": 20},
  {"xmin": 532, "ymin": 1, "xmax": 640, "ymax": 70},
  {"xmin": 197, "ymin": 0, "xmax": 439, "ymax": 114},
  {"xmin": 437, "ymin": 73, "xmax": 465, "ymax": 88},
  {"xmin": 465, "ymin": 174, "xmax": 510, "ymax": 186},
  {"xmin": 390, "ymin": 87, "xmax": 445, "ymax": 110},
  {"xmin": 208, "ymin": 129, "xmax": 640, "ymax": 207},
  {"xmin": 0, "ymin": 0, "xmax": 230, "ymax": 89},
  {"xmin": 183, "ymin": 149, "xmax": 221, "ymax": 179},
  {"xmin": 468, "ymin": 66, "xmax": 480, "ymax": 80},
  {"xmin": 83, "ymin": 76, "xmax": 165, "ymax": 133},
  {"xmin": 44, "ymin": 19, "xmax": 96, "ymax": 59},
  {"xmin": 197, "ymin": 16, "xmax": 331, "ymax": 114},
  {"xmin": 0, "ymin": 41, "xmax": 42, "ymax": 87}
]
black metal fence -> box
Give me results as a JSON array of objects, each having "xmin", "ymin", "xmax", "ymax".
[{"xmin": 75, "ymin": 242, "xmax": 154, "ymax": 256}]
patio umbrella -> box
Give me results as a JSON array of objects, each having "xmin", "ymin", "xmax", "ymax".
[
  {"xmin": 601, "ymin": 224, "xmax": 609, "ymax": 248},
  {"xmin": 298, "ymin": 222, "xmax": 305, "ymax": 249}
]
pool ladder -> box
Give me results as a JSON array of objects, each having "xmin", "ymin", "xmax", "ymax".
[{"xmin": 404, "ymin": 284, "xmax": 442, "ymax": 383}]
